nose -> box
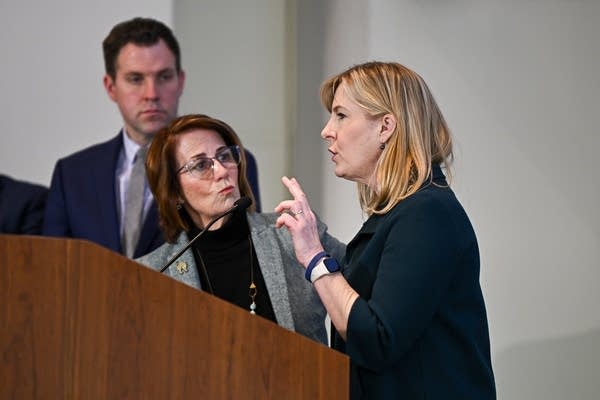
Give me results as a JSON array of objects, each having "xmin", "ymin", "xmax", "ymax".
[
  {"xmin": 143, "ymin": 79, "xmax": 159, "ymax": 99},
  {"xmin": 321, "ymin": 118, "xmax": 334, "ymax": 141},
  {"xmin": 211, "ymin": 158, "xmax": 230, "ymax": 180}
]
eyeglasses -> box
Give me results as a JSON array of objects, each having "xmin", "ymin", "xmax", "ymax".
[{"xmin": 177, "ymin": 145, "xmax": 241, "ymax": 180}]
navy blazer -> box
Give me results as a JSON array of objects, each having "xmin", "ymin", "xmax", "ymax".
[
  {"xmin": 334, "ymin": 165, "xmax": 496, "ymax": 399},
  {"xmin": 43, "ymin": 133, "xmax": 261, "ymax": 258},
  {"xmin": 0, "ymin": 174, "xmax": 48, "ymax": 234}
]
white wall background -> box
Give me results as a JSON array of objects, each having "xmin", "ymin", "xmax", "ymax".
[
  {"xmin": 301, "ymin": 1, "xmax": 600, "ymax": 399},
  {"xmin": 174, "ymin": 0, "xmax": 294, "ymax": 208},
  {"xmin": 0, "ymin": 0, "xmax": 172, "ymax": 187},
  {"xmin": 1, "ymin": 1, "xmax": 599, "ymax": 398}
]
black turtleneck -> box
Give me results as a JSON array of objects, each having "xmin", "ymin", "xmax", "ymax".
[{"xmin": 187, "ymin": 208, "xmax": 276, "ymax": 323}]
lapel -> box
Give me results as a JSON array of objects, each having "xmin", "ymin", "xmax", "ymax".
[
  {"xmin": 90, "ymin": 133, "xmax": 123, "ymax": 252},
  {"xmin": 135, "ymin": 201, "xmax": 163, "ymax": 257},
  {"xmin": 247, "ymin": 213, "xmax": 294, "ymax": 331},
  {"xmin": 344, "ymin": 214, "xmax": 382, "ymax": 284},
  {"xmin": 160, "ymin": 232, "xmax": 202, "ymax": 290},
  {"xmin": 89, "ymin": 132, "xmax": 166, "ymax": 257}
]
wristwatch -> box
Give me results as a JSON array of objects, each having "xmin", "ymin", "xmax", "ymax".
[{"xmin": 306, "ymin": 254, "xmax": 341, "ymax": 283}]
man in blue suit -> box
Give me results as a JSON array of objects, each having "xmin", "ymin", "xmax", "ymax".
[
  {"xmin": 43, "ymin": 17, "xmax": 260, "ymax": 258},
  {"xmin": 0, "ymin": 174, "xmax": 48, "ymax": 235}
]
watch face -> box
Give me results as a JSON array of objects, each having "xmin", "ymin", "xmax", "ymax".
[{"xmin": 323, "ymin": 257, "xmax": 341, "ymax": 273}]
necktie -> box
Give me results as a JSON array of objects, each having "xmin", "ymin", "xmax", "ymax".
[{"xmin": 122, "ymin": 146, "xmax": 148, "ymax": 258}]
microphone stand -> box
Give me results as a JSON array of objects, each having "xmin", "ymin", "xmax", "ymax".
[{"xmin": 159, "ymin": 197, "xmax": 251, "ymax": 273}]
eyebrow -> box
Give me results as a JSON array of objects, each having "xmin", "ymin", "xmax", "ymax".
[
  {"xmin": 123, "ymin": 71, "xmax": 143, "ymax": 77},
  {"xmin": 189, "ymin": 145, "xmax": 228, "ymax": 160},
  {"xmin": 331, "ymin": 104, "xmax": 347, "ymax": 113},
  {"xmin": 122, "ymin": 67, "xmax": 175, "ymax": 77},
  {"xmin": 157, "ymin": 67, "xmax": 176, "ymax": 75}
]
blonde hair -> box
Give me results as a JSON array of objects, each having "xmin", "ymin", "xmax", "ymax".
[{"xmin": 320, "ymin": 61, "xmax": 453, "ymax": 215}]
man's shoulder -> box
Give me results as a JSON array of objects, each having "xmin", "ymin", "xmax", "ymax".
[
  {"xmin": 0, "ymin": 174, "xmax": 48, "ymax": 197},
  {"xmin": 57, "ymin": 134, "xmax": 122, "ymax": 165}
]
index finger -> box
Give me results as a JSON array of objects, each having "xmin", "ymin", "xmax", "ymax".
[{"xmin": 281, "ymin": 176, "xmax": 306, "ymax": 199}]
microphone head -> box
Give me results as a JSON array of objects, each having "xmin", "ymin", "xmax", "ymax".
[{"xmin": 234, "ymin": 196, "xmax": 252, "ymax": 211}]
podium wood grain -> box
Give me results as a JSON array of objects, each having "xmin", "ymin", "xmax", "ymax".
[{"xmin": 0, "ymin": 235, "xmax": 349, "ymax": 399}]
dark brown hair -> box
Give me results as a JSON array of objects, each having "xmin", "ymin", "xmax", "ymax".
[
  {"xmin": 146, "ymin": 114, "xmax": 256, "ymax": 242},
  {"xmin": 102, "ymin": 17, "xmax": 181, "ymax": 79}
]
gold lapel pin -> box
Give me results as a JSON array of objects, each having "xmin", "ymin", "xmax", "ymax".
[{"xmin": 175, "ymin": 261, "xmax": 188, "ymax": 274}]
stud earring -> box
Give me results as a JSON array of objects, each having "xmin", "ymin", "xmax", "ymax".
[
  {"xmin": 379, "ymin": 143, "xmax": 386, "ymax": 150},
  {"xmin": 176, "ymin": 201, "xmax": 183, "ymax": 210}
]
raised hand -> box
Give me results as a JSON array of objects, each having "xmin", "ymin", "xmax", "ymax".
[{"xmin": 275, "ymin": 176, "xmax": 325, "ymax": 267}]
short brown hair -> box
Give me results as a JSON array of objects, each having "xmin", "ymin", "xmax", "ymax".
[
  {"xmin": 146, "ymin": 114, "xmax": 256, "ymax": 242},
  {"xmin": 102, "ymin": 17, "xmax": 181, "ymax": 80}
]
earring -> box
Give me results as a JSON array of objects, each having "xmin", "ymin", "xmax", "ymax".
[
  {"xmin": 379, "ymin": 143, "xmax": 386, "ymax": 150},
  {"xmin": 176, "ymin": 201, "xmax": 183, "ymax": 210}
]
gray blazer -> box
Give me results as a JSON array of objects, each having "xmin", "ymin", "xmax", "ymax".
[{"xmin": 136, "ymin": 212, "xmax": 345, "ymax": 344}]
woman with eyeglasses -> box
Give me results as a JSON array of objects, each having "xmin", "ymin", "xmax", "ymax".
[{"xmin": 136, "ymin": 113, "xmax": 344, "ymax": 343}]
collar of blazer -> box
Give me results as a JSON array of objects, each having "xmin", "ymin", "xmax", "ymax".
[{"xmin": 148, "ymin": 214, "xmax": 296, "ymax": 332}]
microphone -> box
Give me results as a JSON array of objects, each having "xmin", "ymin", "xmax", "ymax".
[{"xmin": 159, "ymin": 196, "xmax": 252, "ymax": 273}]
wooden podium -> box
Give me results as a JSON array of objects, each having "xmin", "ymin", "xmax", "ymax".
[{"xmin": 0, "ymin": 235, "xmax": 348, "ymax": 399}]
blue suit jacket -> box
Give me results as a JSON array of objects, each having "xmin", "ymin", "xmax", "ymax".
[
  {"xmin": 0, "ymin": 174, "xmax": 48, "ymax": 235},
  {"xmin": 43, "ymin": 133, "xmax": 261, "ymax": 258}
]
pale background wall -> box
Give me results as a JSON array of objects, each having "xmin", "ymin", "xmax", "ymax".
[
  {"xmin": 1, "ymin": 1, "xmax": 598, "ymax": 398},
  {"xmin": 174, "ymin": 0, "xmax": 295, "ymax": 208},
  {"xmin": 0, "ymin": 0, "xmax": 172, "ymax": 187}
]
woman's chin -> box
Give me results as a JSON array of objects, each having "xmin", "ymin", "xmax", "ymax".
[
  {"xmin": 219, "ymin": 193, "xmax": 240, "ymax": 209},
  {"xmin": 334, "ymin": 168, "xmax": 348, "ymax": 179},
  {"xmin": 334, "ymin": 169, "xmax": 362, "ymax": 184}
]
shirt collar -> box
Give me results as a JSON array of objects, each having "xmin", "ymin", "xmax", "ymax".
[{"xmin": 121, "ymin": 128, "xmax": 143, "ymax": 165}]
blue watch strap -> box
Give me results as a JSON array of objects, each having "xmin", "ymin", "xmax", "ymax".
[{"xmin": 305, "ymin": 251, "xmax": 329, "ymax": 282}]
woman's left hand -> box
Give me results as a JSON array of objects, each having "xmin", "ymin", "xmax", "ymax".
[{"xmin": 275, "ymin": 176, "xmax": 325, "ymax": 268}]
